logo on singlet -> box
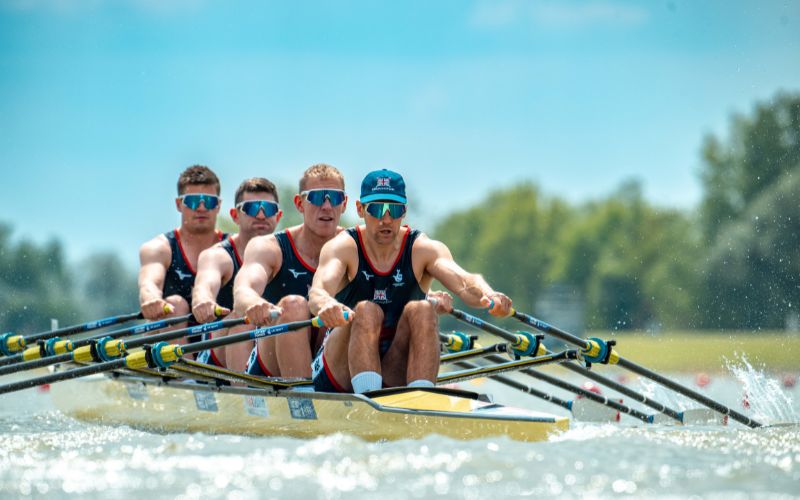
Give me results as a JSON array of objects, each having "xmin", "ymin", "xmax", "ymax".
[
  {"xmin": 373, "ymin": 289, "xmax": 388, "ymax": 302},
  {"xmin": 392, "ymin": 268, "xmax": 404, "ymax": 287},
  {"xmin": 288, "ymin": 268, "xmax": 307, "ymax": 279},
  {"xmin": 175, "ymin": 269, "xmax": 192, "ymax": 280},
  {"xmin": 361, "ymin": 270, "xmax": 374, "ymax": 281}
]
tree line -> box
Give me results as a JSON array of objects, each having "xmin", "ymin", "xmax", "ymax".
[{"xmin": 1, "ymin": 91, "xmax": 797, "ymax": 334}]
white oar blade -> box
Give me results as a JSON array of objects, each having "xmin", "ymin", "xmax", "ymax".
[
  {"xmin": 680, "ymin": 408, "xmax": 729, "ymax": 426},
  {"xmin": 570, "ymin": 398, "xmax": 620, "ymax": 423}
]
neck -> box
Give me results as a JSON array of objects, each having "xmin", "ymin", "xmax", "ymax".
[
  {"xmin": 178, "ymin": 226, "xmax": 218, "ymax": 246},
  {"xmin": 360, "ymin": 225, "xmax": 404, "ymax": 263},
  {"xmin": 292, "ymin": 225, "xmax": 333, "ymax": 265},
  {"xmin": 232, "ymin": 231, "xmax": 252, "ymax": 250}
]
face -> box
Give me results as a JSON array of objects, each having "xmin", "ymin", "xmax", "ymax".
[
  {"xmin": 294, "ymin": 177, "xmax": 347, "ymax": 239},
  {"xmin": 356, "ymin": 199, "xmax": 405, "ymax": 245},
  {"xmin": 175, "ymin": 184, "xmax": 220, "ymax": 235},
  {"xmin": 230, "ymin": 191, "xmax": 281, "ymax": 237}
]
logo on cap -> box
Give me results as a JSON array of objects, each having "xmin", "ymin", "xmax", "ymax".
[{"xmin": 376, "ymin": 177, "xmax": 391, "ymax": 187}]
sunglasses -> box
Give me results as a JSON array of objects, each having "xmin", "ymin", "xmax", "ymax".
[
  {"xmin": 300, "ymin": 189, "xmax": 346, "ymax": 207},
  {"xmin": 364, "ymin": 202, "xmax": 407, "ymax": 219},
  {"xmin": 180, "ymin": 194, "xmax": 220, "ymax": 210},
  {"xmin": 236, "ymin": 200, "xmax": 280, "ymax": 217}
]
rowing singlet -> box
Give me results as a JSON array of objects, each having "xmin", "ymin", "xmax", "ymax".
[
  {"xmin": 335, "ymin": 226, "xmax": 426, "ymax": 334},
  {"xmin": 262, "ymin": 230, "xmax": 316, "ymax": 302},
  {"xmin": 162, "ymin": 229, "xmax": 225, "ymax": 305},
  {"xmin": 216, "ymin": 236, "xmax": 243, "ymax": 310}
]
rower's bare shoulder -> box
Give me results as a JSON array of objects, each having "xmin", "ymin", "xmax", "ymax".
[
  {"xmin": 198, "ymin": 243, "xmax": 230, "ymax": 269},
  {"xmin": 412, "ymin": 232, "xmax": 452, "ymax": 261},
  {"xmin": 139, "ymin": 234, "xmax": 170, "ymax": 265}
]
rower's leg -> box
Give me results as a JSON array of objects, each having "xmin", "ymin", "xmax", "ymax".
[
  {"xmin": 162, "ymin": 295, "xmax": 195, "ymax": 358},
  {"xmin": 382, "ymin": 300, "xmax": 439, "ymax": 387},
  {"xmin": 223, "ymin": 315, "xmax": 254, "ymax": 372},
  {"xmin": 265, "ymin": 295, "xmax": 313, "ymax": 378},
  {"xmin": 314, "ymin": 300, "xmax": 383, "ymax": 392}
]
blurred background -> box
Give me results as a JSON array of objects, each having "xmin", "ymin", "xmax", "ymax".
[{"xmin": 1, "ymin": 1, "xmax": 798, "ymax": 369}]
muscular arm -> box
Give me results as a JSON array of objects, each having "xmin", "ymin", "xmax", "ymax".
[
  {"xmin": 233, "ymin": 235, "xmax": 282, "ymax": 325},
  {"xmin": 417, "ymin": 235, "xmax": 512, "ymax": 316},
  {"xmin": 138, "ymin": 235, "xmax": 172, "ymax": 320},
  {"xmin": 192, "ymin": 246, "xmax": 232, "ymax": 323},
  {"xmin": 308, "ymin": 233, "xmax": 357, "ymax": 327}
]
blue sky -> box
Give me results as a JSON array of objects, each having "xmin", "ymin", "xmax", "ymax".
[{"xmin": 1, "ymin": 0, "xmax": 799, "ymax": 269}]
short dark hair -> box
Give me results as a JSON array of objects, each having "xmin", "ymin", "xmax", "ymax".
[
  {"xmin": 177, "ymin": 165, "xmax": 221, "ymax": 195},
  {"xmin": 235, "ymin": 177, "xmax": 279, "ymax": 205},
  {"xmin": 299, "ymin": 163, "xmax": 345, "ymax": 193}
]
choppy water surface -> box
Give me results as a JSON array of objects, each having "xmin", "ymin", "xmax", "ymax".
[{"xmin": 1, "ymin": 366, "xmax": 798, "ymax": 499}]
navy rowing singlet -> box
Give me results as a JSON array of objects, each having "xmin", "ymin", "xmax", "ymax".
[
  {"xmin": 262, "ymin": 230, "xmax": 315, "ymax": 302},
  {"xmin": 162, "ymin": 229, "xmax": 224, "ymax": 305},
  {"xmin": 216, "ymin": 236, "xmax": 242, "ymax": 310},
  {"xmin": 335, "ymin": 226, "xmax": 426, "ymax": 330}
]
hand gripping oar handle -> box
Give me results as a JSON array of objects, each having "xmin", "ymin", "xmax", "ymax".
[
  {"xmin": 0, "ymin": 314, "xmax": 194, "ymax": 375},
  {"xmin": 0, "ymin": 311, "xmax": 144, "ymax": 356},
  {"xmin": 510, "ymin": 308, "xmax": 763, "ymax": 428},
  {"xmin": 0, "ymin": 316, "xmax": 320, "ymax": 396}
]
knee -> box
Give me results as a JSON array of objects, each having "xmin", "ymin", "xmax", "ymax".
[
  {"xmin": 353, "ymin": 301, "xmax": 383, "ymax": 326},
  {"xmin": 166, "ymin": 296, "xmax": 190, "ymax": 315},
  {"xmin": 278, "ymin": 295, "xmax": 310, "ymax": 318},
  {"xmin": 405, "ymin": 300, "xmax": 437, "ymax": 323}
]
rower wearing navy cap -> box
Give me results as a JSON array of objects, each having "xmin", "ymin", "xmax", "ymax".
[{"xmin": 309, "ymin": 169, "xmax": 512, "ymax": 393}]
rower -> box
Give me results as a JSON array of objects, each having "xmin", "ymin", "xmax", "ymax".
[
  {"xmin": 309, "ymin": 169, "xmax": 512, "ymax": 393},
  {"xmin": 138, "ymin": 165, "xmax": 226, "ymax": 349},
  {"xmin": 234, "ymin": 164, "xmax": 348, "ymax": 378},
  {"xmin": 192, "ymin": 178, "xmax": 282, "ymax": 370}
]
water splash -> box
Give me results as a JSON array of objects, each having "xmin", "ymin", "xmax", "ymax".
[{"xmin": 724, "ymin": 353, "xmax": 797, "ymax": 424}]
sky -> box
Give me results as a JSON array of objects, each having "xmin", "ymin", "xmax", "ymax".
[{"xmin": 1, "ymin": 0, "xmax": 799, "ymax": 270}]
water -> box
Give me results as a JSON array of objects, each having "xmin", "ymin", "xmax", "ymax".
[{"xmin": 1, "ymin": 366, "xmax": 799, "ymax": 499}]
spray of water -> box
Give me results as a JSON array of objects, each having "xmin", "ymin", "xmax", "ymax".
[{"xmin": 724, "ymin": 353, "xmax": 797, "ymax": 424}]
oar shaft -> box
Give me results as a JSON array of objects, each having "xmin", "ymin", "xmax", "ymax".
[
  {"xmin": 176, "ymin": 319, "xmax": 315, "ymax": 356},
  {"xmin": 0, "ymin": 353, "xmax": 72, "ymax": 377},
  {"xmin": 437, "ymin": 350, "xmax": 574, "ymax": 384},
  {"xmin": 440, "ymin": 343, "xmax": 508, "ymax": 364},
  {"xmin": 512, "ymin": 309, "xmax": 763, "ymax": 428},
  {"xmin": 0, "ymin": 354, "xmax": 22, "ymax": 367},
  {"xmin": 24, "ymin": 312, "xmax": 143, "ymax": 344},
  {"xmin": 616, "ymin": 357, "xmax": 760, "ymax": 428},
  {"xmin": 0, "ymin": 358, "xmax": 126, "ymax": 395},
  {"xmin": 559, "ymin": 361, "xmax": 682, "ymax": 422},
  {"xmin": 452, "ymin": 360, "xmax": 572, "ymax": 410}
]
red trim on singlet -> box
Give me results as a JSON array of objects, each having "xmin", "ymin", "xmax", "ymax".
[
  {"xmin": 322, "ymin": 352, "xmax": 347, "ymax": 392},
  {"xmin": 174, "ymin": 229, "xmax": 223, "ymax": 275},
  {"xmin": 355, "ymin": 225, "xmax": 410, "ymax": 276},
  {"xmin": 255, "ymin": 346, "xmax": 274, "ymax": 377},
  {"xmin": 286, "ymin": 229, "xmax": 316, "ymax": 272},
  {"xmin": 228, "ymin": 236, "xmax": 243, "ymax": 266},
  {"xmin": 209, "ymin": 349, "xmax": 223, "ymax": 367}
]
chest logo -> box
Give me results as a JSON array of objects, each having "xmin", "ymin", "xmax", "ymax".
[
  {"xmin": 288, "ymin": 268, "xmax": 308, "ymax": 279},
  {"xmin": 361, "ymin": 270, "xmax": 374, "ymax": 281},
  {"xmin": 175, "ymin": 269, "xmax": 192, "ymax": 280},
  {"xmin": 392, "ymin": 269, "xmax": 403, "ymax": 285},
  {"xmin": 373, "ymin": 289, "xmax": 389, "ymax": 302}
]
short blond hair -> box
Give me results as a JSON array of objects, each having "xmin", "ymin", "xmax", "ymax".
[{"xmin": 299, "ymin": 163, "xmax": 345, "ymax": 192}]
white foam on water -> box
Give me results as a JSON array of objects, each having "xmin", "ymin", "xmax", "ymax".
[{"xmin": 724, "ymin": 353, "xmax": 798, "ymax": 425}]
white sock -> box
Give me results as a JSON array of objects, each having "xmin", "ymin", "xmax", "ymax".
[
  {"xmin": 408, "ymin": 379, "xmax": 434, "ymax": 388},
  {"xmin": 351, "ymin": 371, "xmax": 382, "ymax": 393}
]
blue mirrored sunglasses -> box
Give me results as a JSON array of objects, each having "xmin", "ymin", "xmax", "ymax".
[
  {"xmin": 236, "ymin": 200, "xmax": 279, "ymax": 217},
  {"xmin": 365, "ymin": 202, "xmax": 407, "ymax": 219},
  {"xmin": 180, "ymin": 194, "xmax": 220, "ymax": 210},
  {"xmin": 300, "ymin": 189, "xmax": 346, "ymax": 207}
]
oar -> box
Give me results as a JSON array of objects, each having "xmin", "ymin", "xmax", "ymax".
[
  {"xmin": 447, "ymin": 312, "xmax": 656, "ymax": 423},
  {"xmin": 449, "ymin": 309, "xmax": 685, "ymax": 424},
  {"xmin": 0, "ymin": 314, "xmax": 194, "ymax": 376},
  {"xmin": 436, "ymin": 349, "xmax": 576, "ymax": 384},
  {"xmin": 0, "ymin": 315, "xmax": 323, "ymax": 396},
  {"xmin": 509, "ymin": 308, "xmax": 763, "ymax": 428},
  {"xmin": 438, "ymin": 333, "xmax": 622, "ymax": 420},
  {"xmin": 0, "ymin": 311, "xmax": 143, "ymax": 358}
]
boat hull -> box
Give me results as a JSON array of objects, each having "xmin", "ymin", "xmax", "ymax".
[{"xmin": 51, "ymin": 373, "xmax": 569, "ymax": 442}]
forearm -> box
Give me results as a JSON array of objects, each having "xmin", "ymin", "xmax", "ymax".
[
  {"xmin": 234, "ymin": 287, "xmax": 268, "ymax": 316},
  {"xmin": 308, "ymin": 287, "xmax": 339, "ymax": 316},
  {"xmin": 451, "ymin": 273, "xmax": 494, "ymax": 307},
  {"xmin": 139, "ymin": 282, "xmax": 164, "ymax": 305}
]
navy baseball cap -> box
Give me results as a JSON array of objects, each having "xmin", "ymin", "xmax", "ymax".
[{"xmin": 360, "ymin": 169, "xmax": 407, "ymax": 204}]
